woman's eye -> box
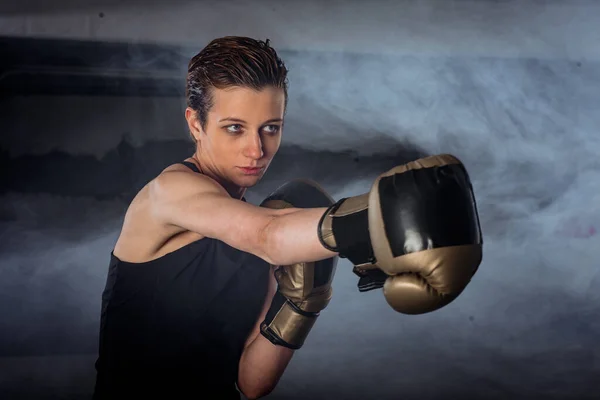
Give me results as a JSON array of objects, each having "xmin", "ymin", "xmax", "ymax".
[
  {"xmin": 263, "ymin": 125, "xmax": 280, "ymax": 134},
  {"xmin": 226, "ymin": 124, "xmax": 242, "ymax": 133}
]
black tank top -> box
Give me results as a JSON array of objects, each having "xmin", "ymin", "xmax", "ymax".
[{"xmin": 93, "ymin": 162, "xmax": 271, "ymax": 399}]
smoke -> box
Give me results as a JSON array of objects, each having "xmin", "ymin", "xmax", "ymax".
[{"xmin": 1, "ymin": 1, "xmax": 600, "ymax": 399}]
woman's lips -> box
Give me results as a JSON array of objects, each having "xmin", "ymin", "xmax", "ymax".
[{"xmin": 238, "ymin": 166, "xmax": 264, "ymax": 175}]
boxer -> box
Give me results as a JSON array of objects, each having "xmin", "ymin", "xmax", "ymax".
[{"xmin": 93, "ymin": 36, "xmax": 482, "ymax": 400}]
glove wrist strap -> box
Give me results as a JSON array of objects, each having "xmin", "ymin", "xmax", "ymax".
[
  {"xmin": 352, "ymin": 266, "xmax": 388, "ymax": 292},
  {"xmin": 260, "ymin": 291, "xmax": 319, "ymax": 350},
  {"xmin": 317, "ymin": 194, "xmax": 376, "ymax": 266}
]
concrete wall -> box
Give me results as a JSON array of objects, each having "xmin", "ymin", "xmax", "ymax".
[
  {"xmin": 1, "ymin": 1, "xmax": 599, "ymax": 399},
  {"xmin": 1, "ymin": 0, "xmax": 599, "ymax": 60}
]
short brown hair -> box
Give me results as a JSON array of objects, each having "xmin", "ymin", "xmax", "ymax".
[{"xmin": 186, "ymin": 36, "xmax": 289, "ymax": 131}]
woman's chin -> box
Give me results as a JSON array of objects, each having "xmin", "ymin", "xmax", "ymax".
[{"xmin": 234, "ymin": 172, "xmax": 264, "ymax": 188}]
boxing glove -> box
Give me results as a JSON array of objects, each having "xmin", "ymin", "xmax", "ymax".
[
  {"xmin": 260, "ymin": 179, "xmax": 338, "ymax": 349},
  {"xmin": 318, "ymin": 154, "xmax": 483, "ymax": 314}
]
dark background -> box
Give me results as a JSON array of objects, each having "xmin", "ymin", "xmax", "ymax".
[{"xmin": 1, "ymin": 1, "xmax": 599, "ymax": 399}]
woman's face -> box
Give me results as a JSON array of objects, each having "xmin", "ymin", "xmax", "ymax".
[{"xmin": 187, "ymin": 85, "xmax": 285, "ymax": 190}]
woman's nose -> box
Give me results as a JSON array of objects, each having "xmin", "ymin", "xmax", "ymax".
[{"xmin": 243, "ymin": 133, "xmax": 264, "ymax": 159}]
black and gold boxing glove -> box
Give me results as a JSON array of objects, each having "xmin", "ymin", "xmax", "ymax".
[
  {"xmin": 260, "ymin": 180, "xmax": 338, "ymax": 349},
  {"xmin": 318, "ymin": 154, "xmax": 483, "ymax": 314}
]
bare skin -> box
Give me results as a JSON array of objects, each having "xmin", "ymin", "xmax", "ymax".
[{"xmin": 112, "ymin": 86, "xmax": 337, "ymax": 399}]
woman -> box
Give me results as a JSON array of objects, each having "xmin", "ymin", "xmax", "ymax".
[
  {"xmin": 93, "ymin": 35, "xmax": 483, "ymax": 400},
  {"xmin": 93, "ymin": 36, "xmax": 338, "ymax": 400}
]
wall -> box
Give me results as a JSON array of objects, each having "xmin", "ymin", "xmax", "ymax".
[
  {"xmin": 1, "ymin": 1, "xmax": 599, "ymax": 399},
  {"xmin": 1, "ymin": 0, "xmax": 599, "ymax": 60}
]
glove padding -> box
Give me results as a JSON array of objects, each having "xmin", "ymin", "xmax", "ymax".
[
  {"xmin": 260, "ymin": 179, "xmax": 338, "ymax": 349},
  {"xmin": 318, "ymin": 154, "xmax": 483, "ymax": 314}
]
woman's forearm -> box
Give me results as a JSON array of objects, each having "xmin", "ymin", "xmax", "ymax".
[
  {"xmin": 238, "ymin": 206, "xmax": 337, "ymax": 397},
  {"xmin": 237, "ymin": 334, "xmax": 294, "ymax": 399},
  {"xmin": 265, "ymin": 207, "xmax": 338, "ymax": 266}
]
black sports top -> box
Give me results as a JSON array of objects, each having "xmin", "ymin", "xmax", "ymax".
[{"xmin": 93, "ymin": 161, "xmax": 271, "ymax": 399}]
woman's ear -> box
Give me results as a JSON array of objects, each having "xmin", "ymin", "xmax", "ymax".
[{"xmin": 185, "ymin": 107, "xmax": 203, "ymax": 141}]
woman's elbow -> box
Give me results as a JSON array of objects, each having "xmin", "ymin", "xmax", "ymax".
[{"xmin": 238, "ymin": 381, "xmax": 276, "ymax": 400}]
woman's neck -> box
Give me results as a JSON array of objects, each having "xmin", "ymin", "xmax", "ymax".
[{"xmin": 189, "ymin": 154, "xmax": 245, "ymax": 200}]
